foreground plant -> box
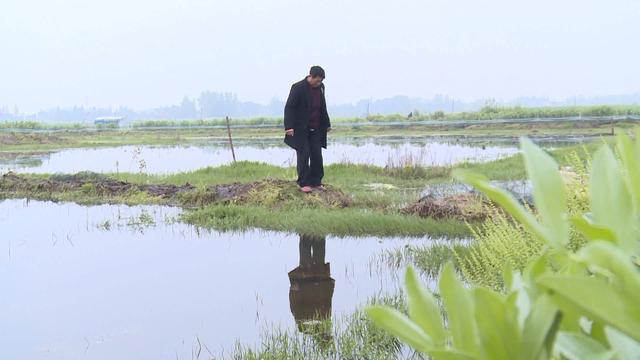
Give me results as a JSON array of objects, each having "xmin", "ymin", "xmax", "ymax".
[
  {"xmin": 456, "ymin": 148, "xmax": 591, "ymax": 289},
  {"xmin": 367, "ymin": 134, "xmax": 640, "ymax": 359}
]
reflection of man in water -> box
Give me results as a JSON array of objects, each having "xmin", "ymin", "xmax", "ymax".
[{"xmin": 288, "ymin": 233, "xmax": 335, "ymax": 345}]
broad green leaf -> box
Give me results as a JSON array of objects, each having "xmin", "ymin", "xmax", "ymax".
[
  {"xmin": 554, "ymin": 331, "xmax": 614, "ymax": 360},
  {"xmin": 504, "ymin": 265, "xmax": 531, "ymax": 329},
  {"xmin": 591, "ymin": 321, "xmax": 609, "ymax": 346},
  {"xmin": 537, "ymin": 275, "xmax": 640, "ymax": 342},
  {"xmin": 522, "ymin": 255, "xmax": 549, "ymax": 298},
  {"xmin": 520, "ymin": 137, "xmax": 569, "ymax": 248},
  {"xmin": 453, "ymin": 169, "xmax": 549, "ymax": 245},
  {"xmin": 473, "ymin": 288, "xmax": 521, "ymax": 360},
  {"xmin": 426, "ymin": 350, "xmax": 477, "ymax": 360},
  {"xmin": 365, "ymin": 305, "xmax": 433, "ymax": 353},
  {"xmin": 522, "ymin": 294, "xmax": 561, "ymax": 360},
  {"xmin": 616, "ymin": 131, "xmax": 640, "ymax": 209},
  {"xmin": 571, "ymin": 215, "xmax": 616, "ymax": 243},
  {"xmin": 577, "ymin": 242, "xmax": 640, "ymax": 300},
  {"xmin": 405, "ymin": 266, "xmax": 447, "ymax": 346},
  {"xmin": 590, "ymin": 146, "xmax": 635, "ymax": 250},
  {"xmin": 605, "ymin": 326, "xmax": 640, "ymax": 360},
  {"xmin": 438, "ymin": 263, "xmax": 479, "ymax": 355}
]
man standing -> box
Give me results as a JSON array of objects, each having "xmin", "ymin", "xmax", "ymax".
[{"xmin": 284, "ymin": 66, "xmax": 332, "ymax": 193}]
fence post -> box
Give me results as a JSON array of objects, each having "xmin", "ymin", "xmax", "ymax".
[{"xmin": 226, "ymin": 116, "xmax": 237, "ymax": 164}]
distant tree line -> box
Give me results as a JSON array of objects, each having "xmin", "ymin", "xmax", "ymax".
[{"xmin": 1, "ymin": 92, "xmax": 640, "ymax": 124}]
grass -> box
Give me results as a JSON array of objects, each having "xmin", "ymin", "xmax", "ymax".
[
  {"xmin": 112, "ymin": 161, "xmax": 293, "ymax": 186},
  {"xmin": 110, "ymin": 161, "xmax": 448, "ymax": 211},
  {"xmin": 378, "ymin": 240, "xmax": 471, "ymax": 280},
  {"xmin": 214, "ymin": 294, "xmax": 423, "ymax": 360},
  {"xmin": 0, "ymin": 185, "xmax": 160, "ymax": 206},
  {"xmin": 181, "ymin": 205, "xmax": 471, "ymax": 238}
]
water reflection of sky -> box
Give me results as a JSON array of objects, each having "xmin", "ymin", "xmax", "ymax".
[
  {"xmin": 0, "ymin": 139, "xmax": 519, "ymax": 174},
  {"xmin": 0, "ymin": 199, "xmax": 452, "ymax": 359}
]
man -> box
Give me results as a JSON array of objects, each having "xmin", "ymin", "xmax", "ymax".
[{"xmin": 284, "ymin": 65, "xmax": 332, "ymax": 193}]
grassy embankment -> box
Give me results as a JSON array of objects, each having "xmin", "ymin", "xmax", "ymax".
[{"xmin": 0, "ymin": 139, "xmax": 603, "ymax": 237}]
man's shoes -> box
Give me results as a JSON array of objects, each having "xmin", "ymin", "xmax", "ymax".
[{"xmin": 299, "ymin": 185, "xmax": 313, "ymax": 193}]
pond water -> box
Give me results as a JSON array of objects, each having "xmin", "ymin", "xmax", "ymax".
[
  {"xmin": 0, "ymin": 199, "xmax": 450, "ymax": 359},
  {"xmin": 0, "ymin": 138, "xmax": 520, "ymax": 174}
]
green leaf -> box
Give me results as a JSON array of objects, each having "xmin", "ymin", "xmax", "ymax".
[
  {"xmin": 426, "ymin": 350, "xmax": 477, "ymax": 360},
  {"xmin": 537, "ymin": 275, "xmax": 640, "ymax": 342},
  {"xmin": 577, "ymin": 242, "xmax": 640, "ymax": 302},
  {"xmin": 453, "ymin": 169, "xmax": 549, "ymax": 245},
  {"xmin": 520, "ymin": 137, "xmax": 569, "ymax": 248},
  {"xmin": 590, "ymin": 145, "xmax": 635, "ymax": 250},
  {"xmin": 616, "ymin": 131, "xmax": 640, "ymax": 209},
  {"xmin": 473, "ymin": 288, "xmax": 521, "ymax": 360},
  {"xmin": 605, "ymin": 326, "xmax": 640, "ymax": 360},
  {"xmin": 405, "ymin": 266, "xmax": 447, "ymax": 346},
  {"xmin": 365, "ymin": 305, "xmax": 433, "ymax": 353},
  {"xmin": 438, "ymin": 263, "xmax": 479, "ymax": 355},
  {"xmin": 521, "ymin": 294, "xmax": 561, "ymax": 360},
  {"xmin": 504, "ymin": 265, "xmax": 531, "ymax": 329},
  {"xmin": 554, "ymin": 331, "xmax": 614, "ymax": 360},
  {"xmin": 571, "ymin": 215, "xmax": 616, "ymax": 243}
]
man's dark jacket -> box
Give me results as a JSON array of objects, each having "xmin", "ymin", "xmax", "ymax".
[{"xmin": 283, "ymin": 77, "xmax": 331, "ymax": 151}]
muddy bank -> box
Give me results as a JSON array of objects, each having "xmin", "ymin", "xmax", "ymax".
[
  {"xmin": 0, "ymin": 171, "xmax": 352, "ymax": 208},
  {"xmin": 401, "ymin": 193, "xmax": 489, "ymax": 221},
  {"xmin": 0, "ymin": 132, "xmax": 66, "ymax": 146},
  {"xmin": 402, "ymin": 180, "xmax": 533, "ymax": 221},
  {"xmin": 0, "ymin": 171, "xmax": 194, "ymax": 197}
]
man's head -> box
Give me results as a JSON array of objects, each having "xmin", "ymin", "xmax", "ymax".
[{"xmin": 306, "ymin": 65, "xmax": 325, "ymax": 87}]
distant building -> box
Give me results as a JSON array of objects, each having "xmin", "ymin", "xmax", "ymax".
[{"xmin": 94, "ymin": 116, "xmax": 123, "ymax": 127}]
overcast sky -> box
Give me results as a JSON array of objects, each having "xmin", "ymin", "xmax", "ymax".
[{"xmin": 1, "ymin": 0, "xmax": 639, "ymax": 112}]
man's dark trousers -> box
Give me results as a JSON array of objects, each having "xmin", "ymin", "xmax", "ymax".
[{"xmin": 296, "ymin": 128, "xmax": 324, "ymax": 187}]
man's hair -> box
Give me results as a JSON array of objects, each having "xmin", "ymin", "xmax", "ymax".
[{"xmin": 309, "ymin": 65, "xmax": 325, "ymax": 79}]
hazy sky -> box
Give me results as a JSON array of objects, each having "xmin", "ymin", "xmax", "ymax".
[{"xmin": 1, "ymin": 0, "xmax": 639, "ymax": 112}]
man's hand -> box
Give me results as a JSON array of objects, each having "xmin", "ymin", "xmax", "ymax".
[{"xmin": 285, "ymin": 128, "xmax": 294, "ymax": 136}]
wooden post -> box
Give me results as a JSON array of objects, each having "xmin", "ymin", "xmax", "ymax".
[
  {"xmin": 611, "ymin": 119, "xmax": 615, "ymax": 136},
  {"xmin": 226, "ymin": 116, "xmax": 236, "ymax": 164}
]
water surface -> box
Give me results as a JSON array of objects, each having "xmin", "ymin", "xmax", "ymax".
[
  {"xmin": 0, "ymin": 199, "xmax": 448, "ymax": 359},
  {"xmin": 0, "ymin": 138, "xmax": 519, "ymax": 174}
]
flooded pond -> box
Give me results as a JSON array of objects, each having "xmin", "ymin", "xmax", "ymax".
[
  {"xmin": 0, "ymin": 199, "xmax": 452, "ymax": 359},
  {"xmin": 0, "ymin": 138, "xmax": 520, "ymax": 174}
]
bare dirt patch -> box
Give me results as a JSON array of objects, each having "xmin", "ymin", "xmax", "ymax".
[{"xmin": 401, "ymin": 193, "xmax": 488, "ymax": 221}]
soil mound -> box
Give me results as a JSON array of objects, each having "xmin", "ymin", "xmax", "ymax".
[
  {"xmin": 401, "ymin": 193, "xmax": 487, "ymax": 221},
  {"xmin": 208, "ymin": 178, "xmax": 352, "ymax": 208}
]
